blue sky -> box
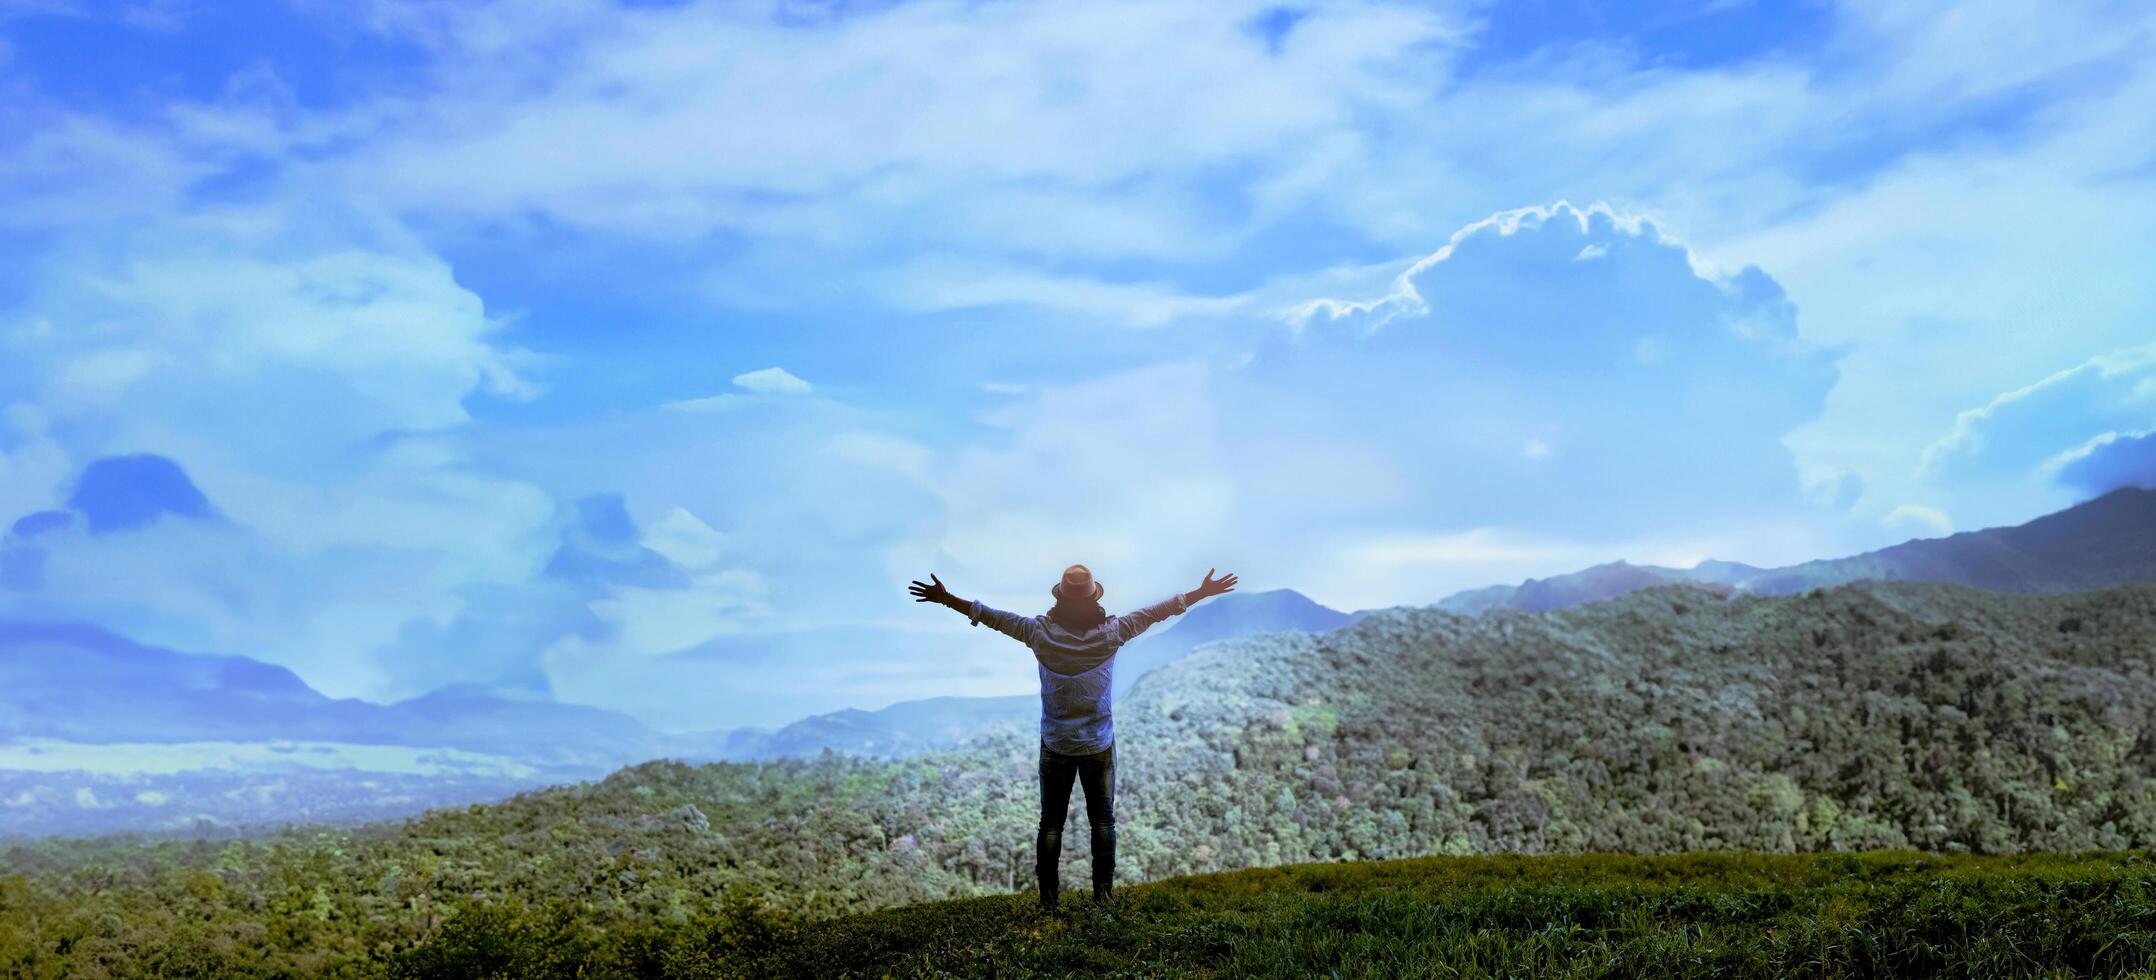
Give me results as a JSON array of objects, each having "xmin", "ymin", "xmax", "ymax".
[{"xmin": 2, "ymin": 0, "xmax": 2153, "ymax": 729}]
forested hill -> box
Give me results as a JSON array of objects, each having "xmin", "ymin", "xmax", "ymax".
[
  {"xmin": 8, "ymin": 581, "xmax": 2156, "ymax": 973},
  {"xmin": 1119, "ymin": 579, "xmax": 2156, "ymax": 865}
]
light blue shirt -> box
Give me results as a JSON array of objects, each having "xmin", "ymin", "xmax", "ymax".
[{"xmin": 967, "ymin": 592, "xmax": 1189, "ymax": 754}]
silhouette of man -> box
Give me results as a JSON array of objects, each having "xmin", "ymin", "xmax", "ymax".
[{"xmin": 909, "ymin": 563, "xmax": 1238, "ymax": 912}]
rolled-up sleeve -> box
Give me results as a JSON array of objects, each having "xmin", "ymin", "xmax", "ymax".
[
  {"xmin": 1113, "ymin": 592, "xmax": 1188, "ymax": 644},
  {"xmin": 968, "ymin": 598, "xmax": 1041, "ymax": 647}
]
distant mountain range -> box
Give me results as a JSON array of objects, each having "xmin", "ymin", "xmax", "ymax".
[
  {"xmin": 0, "ymin": 622, "xmax": 745, "ymax": 773},
  {"xmin": 720, "ymin": 694, "xmax": 1035, "ymax": 760},
  {"xmin": 6, "ymin": 486, "xmax": 2154, "ymax": 834},
  {"xmin": 1437, "ymin": 486, "xmax": 2156, "ymax": 614},
  {"xmin": 0, "ymin": 586, "xmax": 1356, "ymax": 832}
]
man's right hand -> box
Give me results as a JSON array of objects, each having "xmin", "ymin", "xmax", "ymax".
[
  {"xmin": 908, "ymin": 573, "xmax": 956, "ymax": 607},
  {"xmin": 1194, "ymin": 568, "xmax": 1238, "ymax": 600}
]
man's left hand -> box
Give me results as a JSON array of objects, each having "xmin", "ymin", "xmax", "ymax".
[{"xmin": 909, "ymin": 573, "xmax": 955, "ymax": 606}]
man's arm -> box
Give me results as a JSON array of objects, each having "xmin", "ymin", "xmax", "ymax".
[
  {"xmin": 909, "ymin": 573, "xmax": 1039, "ymax": 646},
  {"xmin": 1115, "ymin": 568, "xmax": 1239, "ymax": 643}
]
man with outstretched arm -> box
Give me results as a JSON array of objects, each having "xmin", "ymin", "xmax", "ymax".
[{"xmin": 909, "ymin": 563, "xmax": 1238, "ymax": 911}]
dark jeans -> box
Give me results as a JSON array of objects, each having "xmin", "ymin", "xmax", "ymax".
[
  {"xmin": 1039, "ymin": 741, "xmax": 1115, "ymax": 832},
  {"xmin": 1036, "ymin": 741, "xmax": 1117, "ymax": 903}
]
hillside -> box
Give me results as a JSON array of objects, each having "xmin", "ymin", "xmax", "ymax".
[
  {"xmin": 7, "ymin": 580, "xmax": 2156, "ymax": 974},
  {"xmin": 1106, "ymin": 579, "xmax": 2156, "ymax": 873},
  {"xmin": 1440, "ymin": 485, "xmax": 2156, "ymax": 613}
]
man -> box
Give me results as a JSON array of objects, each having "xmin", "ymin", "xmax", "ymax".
[{"xmin": 908, "ymin": 563, "xmax": 1239, "ymax": 912}]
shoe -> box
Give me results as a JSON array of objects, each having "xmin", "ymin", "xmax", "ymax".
[{"xmin": 1036, "ymin": 829, "xmax": 1062, "ymax": 912}]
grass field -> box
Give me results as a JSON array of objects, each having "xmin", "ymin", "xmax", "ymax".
[{"xmin": 669, "ymin": 851, "xmax": 2156, "ymax": 979}]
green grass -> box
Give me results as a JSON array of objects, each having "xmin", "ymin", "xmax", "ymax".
[{"xmin": 696, "ymin": 851, "xmax": 2156, "ymax": 979}]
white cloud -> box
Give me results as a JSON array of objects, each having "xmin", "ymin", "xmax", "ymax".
[
  {"xmin": 660, "ymin": 392, "xmax": 755, "ymax": 413},
  {"xmin": 642, "ymin": 507, "xmax": 730, "ymax": 568},
  {"xmin": 1920, "ymin": 342, "xmax": 2156, "ymax": 486},
  {"xmin": 327, "ymin": 0, "xmax": 1468, "ymax": 255},
  {"xmin": 0, "ymin": 207, "xmax": 561, "ymax": 697},
  {"xmin": 876, "ymin": 260, "xmax": 1251, "ymax": 327},
  {"xmin": 1344, "ymin": 527, "xmax": 1572, "ymax": 568},
  {"xmin": 0, "ymin": 404, "xmax": 70, "ymax": 522},
  {"xmin": 826, "ymin": 430, "xmax": 934, "ymax": 484},
  {"xmin": 0, "ymin": 113, "xmax": 217, "ymax": 227},
  {"xmin": 1252, "ymin": 201, "xmax": 1839, "ymax": 539},
  {"xmin": 1724, "ymin": 33, "xmax": 2156, "ymax": 537},
  {"xmin": 732, "ymin": 366, "xmax": 812, "ymax": 395},
  {"xmin": 891, "ymin": 201, "xmax": 1848, "ymax": 615},
  {"xmin": 15, "ymin": 514, "xmax": 483, "ymax": 698},
  {"xmin": 1881, "ymin": 504, "xmax": 1953, "ymax": 537},
  {"xmin": 1285, "ymin": 201, "xmax": 1662, "ymax": 334},
  {"xmin": 933, "ymin": 359, "xmax": 1236, "ymax": 609},
  {"xmin": 448, "ymin": 384, "xmax": 956, "ymax": 701},
  {"xmin": 579, "ymin": 569, "xmax": 770, "ymax": 658},
  {"xmin": 2054, "ymin": 430, "xmax": 2156, "ymax": 494},
  {"xmin": 1295, "ymin": 516, "xmax": 1840, "ymax": 611},
  {"xmin": 4, "ymin": 209, "xmax": 534, "ymax": 448}
]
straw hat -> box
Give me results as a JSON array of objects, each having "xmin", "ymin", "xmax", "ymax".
[{"xmin": 1050, "ymin": 563, "xmax": 1104, "ymax": 602}]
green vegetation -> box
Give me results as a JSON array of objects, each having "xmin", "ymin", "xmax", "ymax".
[
  {"xmin": 12, "ymin": 847, "xmax": 2156, "ymax": 977},
  {"xmin": 749, "ymin": 850, "xmax": 2156, "ymax": 978},
  {"xmin": 5, "ymin": 581, "xmax": 2156, "ymax": 975},
  {"xmin": 0, "ymin": 753, "xmax": 1022, "ymax": 976}
]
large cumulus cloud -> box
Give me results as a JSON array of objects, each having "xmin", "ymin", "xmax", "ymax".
[
  {"xmin": 1239, "ymin": 202, "xmax": 1840, "ymax": 544},
  {"xmin": 864, "ymin": 203, "xmax": 1848, "ymax": 619}
]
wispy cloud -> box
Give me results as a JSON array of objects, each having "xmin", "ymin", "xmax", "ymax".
[{"xmin": 732, "ymin": 366, "xmax": 812, "ymax": 395}]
